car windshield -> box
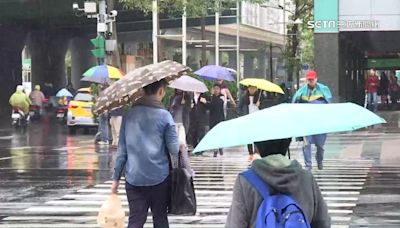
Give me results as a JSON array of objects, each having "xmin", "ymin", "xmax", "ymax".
[{"xmin": 74, "ymin": 93, "xmax": 93, "ymax": 102}]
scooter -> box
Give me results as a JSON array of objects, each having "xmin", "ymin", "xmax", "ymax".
[
  {"xmin": 11, "ymin": 108, "xmax": 28, "ymax": 129},
  {"xmin": 29, "ymin": 105, "xmax": 41, "ymax": 122},
  {"xmin": 56, "ymin": 105, "xmax": 68, "ymax": 124}
]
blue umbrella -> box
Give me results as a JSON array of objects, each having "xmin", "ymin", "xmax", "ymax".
[
  {"xmin": 56, "ymin": 88, "xmax": 73, "ymax": 97},
  {"xmin": 193, "ymin": 103, "xmax": 386, "ymax": 153},
  {"xmin": 194, "ymin": 65, "xmax": 235, "ymax": 81}
]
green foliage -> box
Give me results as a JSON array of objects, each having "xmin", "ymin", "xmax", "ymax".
[
  {"xmin": 284, "ymin": 0, "xmax": 313, "ymax": 82},
  {"xmin": 119, "ymin": 0, "xmax": 267, "ymax": 17}
]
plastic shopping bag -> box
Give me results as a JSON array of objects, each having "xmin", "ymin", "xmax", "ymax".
[{"xmin": 97, "ymin": 194, "xmax": 125, "ymax": 228}]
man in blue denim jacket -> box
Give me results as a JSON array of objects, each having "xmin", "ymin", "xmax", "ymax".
[{"xmin": 111, "ymin": 79, "xmax": 179, "ymax": 228}]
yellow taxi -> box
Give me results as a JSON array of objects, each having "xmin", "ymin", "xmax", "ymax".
[{"xmin": 67, "ymin": 88, "xmax": 97, "ymax": 134}]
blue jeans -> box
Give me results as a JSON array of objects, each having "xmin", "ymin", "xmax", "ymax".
[
  {"xmin": 367, "ymin": 92, "xmax": 378, "ymax": 112},
  {"xmin": 99, "ymin": 113, "xmax": 109, "ymax": 143},
  {"xmin": 303, "ymin": 134, "xmax": 327, "ymax": 169}
]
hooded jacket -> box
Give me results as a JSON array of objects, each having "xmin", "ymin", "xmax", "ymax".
[
  {"xmin": 9, "ymin": 90, "xmax": 31, "ymax": 114},
  {"xmin": 225, "ymin": 155, "xmax": 330, "ymax": 228}
]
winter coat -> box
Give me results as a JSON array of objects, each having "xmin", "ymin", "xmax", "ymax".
[
  {"xmin": 238, "ymin": 90, "xmax": 264, "ymax": 116},
  {"xmin": 365, "ymin": 75, "xmax": 380, "ymax": 94},
  {"xmin": 190, "ymin": 93, "xmax": 210, "ymax": 127},
  {"xmin": 207, "ymin": 94, "xmax": 225, "ymax": 129},
  {"xmin": 225, "ymin": 155, "xmax": 331, "ymax": 228}
]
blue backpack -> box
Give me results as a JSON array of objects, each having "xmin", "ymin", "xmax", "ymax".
[{"xmin": 241, "ymin": 170, "xmax": 311, "ymax": 228}]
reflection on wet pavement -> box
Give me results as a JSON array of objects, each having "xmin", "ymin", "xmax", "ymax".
[{"xmin": 0, "ymin": 112, "xmax": 400, "ymax": 227}]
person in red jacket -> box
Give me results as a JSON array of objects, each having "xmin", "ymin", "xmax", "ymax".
[{"xmin": 365, "ymin": 69, "xmax": 380, "ymax": 112}]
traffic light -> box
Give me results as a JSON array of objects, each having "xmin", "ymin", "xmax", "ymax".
[{"xmin": 90, "ymin": 37, "xmax": 105, "ymax": 58}]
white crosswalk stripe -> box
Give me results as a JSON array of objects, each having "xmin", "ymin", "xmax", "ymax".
[{"xmin": 0, "ymin": 149, "xmax": 373, "ymax": 228}]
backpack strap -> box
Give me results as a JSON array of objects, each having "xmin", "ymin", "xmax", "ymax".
[{"xmin": 241, "ymin": 169, "xmax": 270, "ymax": 199}]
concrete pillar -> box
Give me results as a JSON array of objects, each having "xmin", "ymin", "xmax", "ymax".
[
  {"xmin": 70, "ymin": 37, "xmax": 96, "ymax": 89},
  {"xmin": 208, "ymin": 50, "xmax": 215, "ymax": 66},
  {"xmin": 256, "ymin": 52, "xmax": 267, "ymax": 79},
  {"xmin": 315, "ymin": 33, "xmax": 340, "ymax": 102},
  {"xmin": 228, "ymin": 52, "xmax": 237, "ymax": 71},
  {"xmin": 187, "ymin": 48, "xmax": 201, "ymax": 69},
  {"xmin": 0, "ymin": 26, "xmax": 27, "ymax": 115},
  {"xmin": 28, "ymin": 30, "xmax": 69, "ymax": 91},
  {"xmin": 243, "ymin": 53, "xmax": 255, "ymax": 78}
]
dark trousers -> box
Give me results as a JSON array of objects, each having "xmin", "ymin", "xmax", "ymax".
[
  {"xmin": 190, "ymin": 124, "xmax": 209, "ymax": 147},
  {"xmin": 247, "ymin": 144, "xmax": 254, "ymax": 155},
  {"xmin": 126, "ymin": 177, "xmax": 170, "ymax": 228}
]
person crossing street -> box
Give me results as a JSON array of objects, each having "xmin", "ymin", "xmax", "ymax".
[{"xmin": 292, "ymin": 70, "xmax": 333, "ymax": 170}]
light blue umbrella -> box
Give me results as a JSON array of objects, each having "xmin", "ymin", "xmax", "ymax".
[
  {"xmin": 193, "ymin": 103, "xmax": 386, "ymax": 153},
  {"xmin": 56, "ymin": 88, "xmax": 73, "ymax": 98}
]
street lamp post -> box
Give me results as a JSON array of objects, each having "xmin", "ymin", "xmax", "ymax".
[
  {"xmin": 152, "ymin": 0, "xmax": 158, "ymax": 64},
  {"xmin": 215, "ymin": 0, "xmax": 220, "ymax": 66}
]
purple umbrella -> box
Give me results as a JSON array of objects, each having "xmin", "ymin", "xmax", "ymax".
[
  {"xmin": 169, "ymin": 75, "xmax": 208, "ymax": 93},
  {"xmin": 194, "ymin": 65, "xmax": 235, "ymax": 81}
]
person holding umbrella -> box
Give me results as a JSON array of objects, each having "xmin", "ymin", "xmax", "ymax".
[
  {"xmin": 215, "ymin": 80, "xmax": 236, "ymax": 119},
  {"xmin": 169, "ymin": 89, "xmax": 192, "ymax": 146},
  {"xmin": 225, "ymin": 138, "xmax": 330, "ymax": 228},
  {"xmin": 111, "ymin": 79, "xmax": 179, "ymax": 228},
  {"xmin": 292, "ymin": 70, "xmax": 333, "ymax": 170},
  {"xmin": 239, "ymin": 86, "xmax": 264, "ymax": 161},
  {"xmin": 207, "ymin": 84, "xmax": 226, "ymax": 157},
  {"xmin": 189, "ymin": 91, "xmax": 210, "ymax": 152}
]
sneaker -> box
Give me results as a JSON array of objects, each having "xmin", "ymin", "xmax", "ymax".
[
  {"xmin": 248, "ymin": 154, "xmax": 254, "ymax": 161},
  {"xmin": 213, "ymin": 151, "xmax": 218, "ymax": 157},
  {"xmin": 317, "ymin": 163, "xmax": 323, "ymax": 170},
  {"xmin": 305, "ymin": 166, "xmax": 312, "ymax": 171}
]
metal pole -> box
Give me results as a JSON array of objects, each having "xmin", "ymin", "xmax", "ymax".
[
  {"xmin": 270, "ymin": 43, "xmax": 273, "ymax": 82},
  {"xmin": 152, "ymin": 0, "xmax": 158, "ymax": 64},
  {"xmin": 283, "ymin": 0, "xmax": 287, "ymax": 84},
  {"xmin": 215, "ymin": 0, "xmax": 220, "ymax": 66},
  {"xmin": 236, "ymin": 0, "xmax": 240, "ymax": 90},
  {"xmin": 182, "ymin": 0, "xmax": 187, "ymax": 65},
  {"xmin": 99, "ymin": 0, "xmax": 107, "ymax": 65}
]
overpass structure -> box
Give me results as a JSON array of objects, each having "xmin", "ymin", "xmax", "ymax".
[{"xmin": 0, "ymin": 0, "xmax": 286, "ymax": 112}]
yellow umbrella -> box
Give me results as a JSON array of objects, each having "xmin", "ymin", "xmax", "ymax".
[{"xmin": 240, "ymin": 78, "xmax": 285, "ymax": 94}]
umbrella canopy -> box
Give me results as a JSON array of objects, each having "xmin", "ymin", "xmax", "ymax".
[
  {"xmin": 56, "ymin": 88, "xmax": 73, "ymax": 97},
  {"xmin": 83, "ymin": 65, "xmax": 124, "ymax": 79},
  {"xmin": 94, "ymin": 60, "xmax": 190, "ymax": 114},
  {"xmin": 240, "ymin": 78, "xmax": 285, "ymax": 94},
  {"xmin": 169, "ymin": 75, "xmax": 209, "ymax": 93},
  {"xmin": 194, "ymin": 65, "xmax": 235, "ymax": 81},
  {"xmin": 193, "ymin": 103, "xmax": 386, "ymax": 153},
  {"xmin": 81, "ymin": 74, "xmax": 112, "ymax": 85},
  {"xmin": 81, "ymin": 65, "xmax": 124, "ymax": 85}
]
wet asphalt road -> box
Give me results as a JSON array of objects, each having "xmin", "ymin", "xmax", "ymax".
[{"xmin": 0, "ymin": 112, "xmax": 399, "ymax": 227}]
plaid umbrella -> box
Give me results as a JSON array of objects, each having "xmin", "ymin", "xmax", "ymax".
[{"xmin": 94, "ymin": 60, "xmax": 190, "ymax": 114}]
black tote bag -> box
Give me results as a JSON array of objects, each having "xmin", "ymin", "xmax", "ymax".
[{"xmin": 168, "ymin": 151, "xmax": 197, "ymax": 215}]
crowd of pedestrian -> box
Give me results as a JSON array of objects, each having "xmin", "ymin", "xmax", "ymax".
[
  {"xmin": 109, "ymin": 69, "xmax": 332, "ymax": 228},
  {"xmin": 366, "ymin": 69, "xmax": 400, "ymax": 111}
]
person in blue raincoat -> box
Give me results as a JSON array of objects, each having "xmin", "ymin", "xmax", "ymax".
[{"xmin": 292, "ymin": 70, "xmax": 333, "ymax": 170}]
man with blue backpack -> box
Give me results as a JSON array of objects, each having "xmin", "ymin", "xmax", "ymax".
[{"xmin": 225, "ymin": 138, "xmax": 330, "ymax": 228}]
